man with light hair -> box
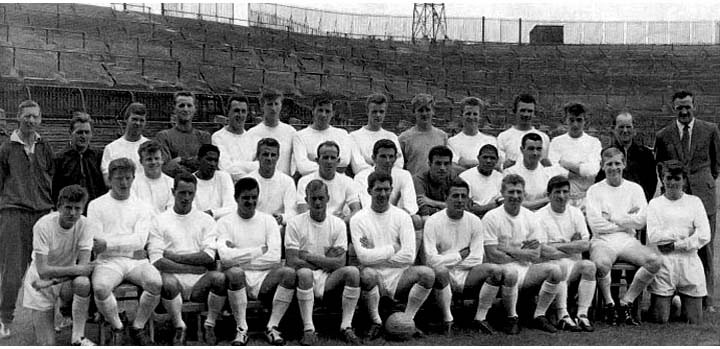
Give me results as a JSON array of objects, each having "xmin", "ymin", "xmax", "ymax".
[
  {"xmin": 212, "ymin": 96, "xmax": 259, "ymax": 182},
  {"xmin": 506, "ymin": 133, "xmax": 567, "ymax": 211},
  {"xmin": 244, "ymin": 138, "xmax": 297, "ymax": 226},
  {"xmin": 247, "ymin": 89, "xmax": 297, "ymax": 176},
  {"xmin": 350, "ymin": 93, "xmax": 404, "ymax": 169},
  {"xmin": 101, "ymin": 102, "xmax": 149, "ymax": 183},
  {"xmin": 131, "ymin": 140, "xmax": 174, "ymax": 215},
  {"xmin": 157, "ymin": 92, "xmax": 212, "ymax": 177},
  {"xmin": 497, "ymin": 94, "xmax": 551, "ymax": 169},
  {"xmin": 448, "ymin": 96, "xmax": 504, "ymax": 170},
  {"xmin": 399, "ymin": 93, "xmax": 448, "ymax": 175}
]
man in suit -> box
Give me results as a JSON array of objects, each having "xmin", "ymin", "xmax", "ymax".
[{"xmin": 654, "ymin": 90, "xmax": 720, "ymax": 312}]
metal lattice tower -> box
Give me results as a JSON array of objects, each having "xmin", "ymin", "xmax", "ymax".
[{"xmin": 411, "ymin": 3, "xmax": 447, "ymax": 43}]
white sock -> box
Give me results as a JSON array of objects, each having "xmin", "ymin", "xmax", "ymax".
[
  {"xmin": 296, "ymin": 288, "xmax": 315, "ymax": 332},
  {"xmin": 205, "ymin": 292, "xmax": 226, "ymax": 327},
  {"xmin": 403, "ymin": 284, "xmax": 431, "ymax": 319},
  {"xmin": 476, "ymin": 283, "xmax": 499, "ymax": 321},
  {"xmin": 132, "ymin": 291, "xmax": 160, "ymax": 329},
  {"xmin": 94, "ymin": 295, "xmax": 122, "ymax": 329},
  {"xmin": 71, "ymin": 295, "xmax": 90, "ymax": 343},
  {"xmin": 554, "ymin": 281, "xmax": 569, "ymax": 319},
  {"xmin": 533, "ymin": 281, "xmax": 559, "ymax": 318},
  {"xmin": 162, "ymin": 295, "xmax": 186, "ymax": 329},
  {"xmin": 227, "ymin": 288, "xmax": 248, "ymax": 330},
  {"xmin": 340, "ymin": 286, "xmax": 360, "ymax": 330},
  {"xmin": 621, "ymin": 267, "xmax": 656, "ymax": 305},
  {"xmin": 501, "ymin": 285, "xmax": 519, "ymax": 318},
  {"xmin": 435, "ymin": 286, "xmax": 453, "ymax": 322},
  {"xmin": 598, "ymin": 273, "xmax": 613, "ymax": 304},
  {"xmin": 362, "ymin": 286, "xmax": 382, "ymax": 324},
  {"xmin": 577, "ymin": 279, "xmax": 596, "ymax": 317},
  {"xmin": 267, "ymin": 286, "xmax": 294, "ymax": 329}
]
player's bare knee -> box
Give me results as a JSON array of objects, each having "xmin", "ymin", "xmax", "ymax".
[
  {"xmin": 360, "ymin": 268, "xmax": 379, "ymax": 290},
  {"xmin": 502, "ymin": 267, "xmax": 518, "ymax": 286},
  {"xmin": 486, "ymin": 265, "xmax": 504, "ymax": 286},
  {"xmin": 225, "ymin": 267, "xmax": 246, "ymax": 289},
  {"xmin": 579, "ymin": 260, "xmax": 596, "ymax": 279},
  {"xmin": 278, "ymin": 266, "xmax": 297, "ymax": 288},
  {"xmin": 296, "ymin": 268, "xmax": 314, "ymax": 289},
  {"xmin": 644, "ymin": 254, "xmax": 662, "ymax": 273},
  {"xmin": 143, "ymin": 272, "xmax": 163, "ymax": 295},
  {"xmin": 341, "ymin": 266, "xmax": 360, "ymax": 287},
  {"xmin": 414, "ymin": 266, "xmax": 435, "ymax": 288},
  {"xmin": 594, "ymin": 260, "xmax": 612, "ymax": 277},
  {"xmin": 432, "ymin": 266, "xmax": 450, "ymax": 288},
  {"xmin": 160, "ymin": 274, "xmax": 181, "ymax": 298},
  {"xmin": 546, "ymin": 264, "xmax": 564, "ymax": 284},
  {"xmin": 72, "ymin": 276, "xmax": 91, "ymax": 297},
  {"xmin": 93, "ymin": 282, "xmax": 113, "ymax": 300}
]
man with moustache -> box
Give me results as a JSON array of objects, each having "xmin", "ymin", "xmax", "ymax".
[
  {"xmin": 350, "ymin": 93, "xmax": 404, "ymax": 169},
  {"xmin": 212, "ymin": 96, "xmax": 259, "ymax": 182},
  {"xmin": 157, "ymin": 92, "xmax": 212, "ymax": 178},
  {"xmin": 247, "ymin": 89, "xmax": 297, "ymax": 176},
  {"xmin": 399, "ymin": 93, "xmax": 448, "ymax": 175},
  {"xmin": 102, "ymin": 102, "xmax": 150, "ymax": 182},
  {"xmin": 497, "ymin": 94, "xmax": 551, "ymax": 169}
]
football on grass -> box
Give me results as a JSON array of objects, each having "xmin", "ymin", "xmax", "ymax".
[{"xmin": 384, "ymin": 312, "xmax": 415, "ymax": 340}]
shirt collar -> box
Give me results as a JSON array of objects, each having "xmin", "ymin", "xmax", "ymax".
[
  {"xmin": 676, "ymin": 118, "xmax": 695, "ymax": 133},
  {"xmin": 10, "ymin": 129, "xmax": 41, "ymax": 145}
]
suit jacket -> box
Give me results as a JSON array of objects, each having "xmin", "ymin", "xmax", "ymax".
[{"xmin": 655, "ymin": 118, "xmax": 720, "ymax": 215}]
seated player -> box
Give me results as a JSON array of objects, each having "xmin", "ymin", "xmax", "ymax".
[
  {"xmin": 459, "ymin": 144, "xmax": 504, "ymax": 218},
  {"xmin": 194, "ymin": 144, "xmax": 236, "ymax": 220},
  {"xmin": 423, "ymin": 178, "xmax": 518, "ymax": 335},
  {"xmin": 88, "ymin": 158, "xmax": 162, "ymax": 345},
  {"xmin": 448, "ymin": 96, "xmax": 504, "ymax": 170},
  {"xmin": 414, "ymin": 145, "xmax": 456, "ymax": 221},
  {"xmin": 647, "ymin": 160, "xmax": 710, "ymax": 324},
  {"xmin": 483, "ymin": 174, "xmax": 564, "ymax": 334},
  {"xmin": 217, "ymin": 177, "xmax": 297, "ymax": 346},
  {"xmin": 131, "ymin": 140, "xmax": 174, "ymax": 215},
  {"xmin": 212, "ymin": 96, "xmax": 259, "ymax": 182},
  {"xmin": 285, "ymin": 180, "xmax": 361, "ymax": 345},
  {"xmin": 21, "ymin": 185, "xmax": 95, "ymax": 346},
  {"xmin": 297, "ymin": 141, "xmax": 361, "ymax": 224},
  {"xmin": 586, "ymin": 147, "xmax": 661, "ymax": 326},
  {"xmin": 349, "ymin": 93, "xmax": 404, "ymax": 169},
  {"xmin": 148, "ymin": 171, "xmax": 227, "ymax": 345},
  {"xmin": 536, "ymin": 175, "xmax": 596, "ymax": 332},
  {"xmin": 350, "ymin": 171, "xmax": 435, "ymax": 340},
  {"xmin": 505, "ymin": 133, "xmax": 567, "ymax": 211},
  {"xmin": 244, "ymin": 138, "xmax": 297, "ymax": 226}
]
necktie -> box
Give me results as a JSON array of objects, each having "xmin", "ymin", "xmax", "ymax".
[{"xmin": 681, "ymin": 124, "xmax": 690, "ymax": 158}]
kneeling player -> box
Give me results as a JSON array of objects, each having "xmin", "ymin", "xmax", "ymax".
[
  {"xmin": 647, "ymin": 160, "xmax": 710, "ymax": 324},
  {"xmin": 536, "ymin": 175, "xmax": 596, "ymax": 331},
  {"xmin": 586, "ymin": 147, "xmax": 661, "ymax": 326},
  {"xmin": 217, "ymin": 177, "xmax": 297, "ymax": 345},
  {"xmin": 350, "ymin": 171, "xmax": 435, "ymax": 340},
  {"xmin": 483, "ymin": 174, "xmax": 564, "ymax": 334},
  {"xmin": 148, "ymin": 172, "xmax": 226, "ymax": 345},
  {"xmin": 22, "ymin": 185, "xmax": 95, "ymax": 345},
  {"xmin": 423, "ymin": 178, "xmax": 517, "ymax": 335},
  {"xmin": 286, "ymin": 180, "xmax": 361, "ymax": 345},
  {"xmin": 89, "ymin": 158, "xmax": 162, "ymax": 345}
]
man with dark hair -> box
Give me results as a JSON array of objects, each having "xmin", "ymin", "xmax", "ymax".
[
  {"xmin": 102, "ymin": 102, "xmax": 150, "ymax": 183},
  {"xmin": 217, "ymin": 177, "xmax": 297, "ymax": 346},
  {"xmin": 52, "ymin": 111, "xmax": 107, "ymax": 208},
  {"xmin": 448, "ymin": 96, "xmax": 504, "ymax": 170},
  {"xmin": 399, "ymin": 93, "xmax": 448, "ymax": 175},
  {"xmin": 212, "ymin": 96, "xmax": 259, "ymax": 182},
  {"xmin": 497, "ymin": 94, "xmax": 551, "ymax": 169},
  {"xmin": 244, "ymin": 138, "xmax": 297, "ymax": 226},
  {"xmin": 194, "ymin": 144, "xmax": 236, "ymax": 220},
  {"xmin": 157, "ymin": 92, "xmax": 212, "ymax": 178},
  {"xmin": 355, "ymin": 139, "xmax": 417, "ymax": 216},
  {"xmin": 350, "ymin": 93, "xmax": 404, "ymax": 169},
  {"xmin": 0, "ymin": 100, "xmax": 55, "ymax": 337},
  {"xmin": 459, "ymin": 144, "xmax": 504, "ymax": 218},
  {"xmin": 247, "ymin": 89, "xmax": 297, "ymax": 176},
  {"xmin": 413, "ymin": 145, "xmax": 456, "ymax": 219},
  {"xmin": 506, "ymin": 133, "xmax": 567, "ymax": 211},
  {"xmin": 655, "ymin": 90, "xmax": 720, "ymax": 312},
  {"xmin": 131, "ymin": 140, "xmax": 174, "ymax": 215}
]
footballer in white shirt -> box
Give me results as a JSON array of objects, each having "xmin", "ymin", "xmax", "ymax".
[
  {"xmin": 349, "ymin": 93, "xmax": 404, "ymax": 169},
  {"xmin": 131, "ymin": 140, "xmax": 174, "ymax": 215},
  {"xmin": 245, "ymin": 137, "xmax": 297, "ymax": 226},
  {"xmin": 194, "ymin": 144, "xmax": 237, "ymax": 220},
  {"xmin": 246, "ymin": 89, "xmax": 296, "ymax": 176},
  {"xmin": 211, "ymin": 96, "xmax": 259, "ymax": 181},
  {"xmin": 496, "ymin": 94, "xmax": 551, "ymax": 169},
  {"xmin": 448, "ymin": 97, "xmax": 504, "ymax": 170},
  {"xmin": 459, "ymin": 144, "xmax": 504, "ymax": 218}
]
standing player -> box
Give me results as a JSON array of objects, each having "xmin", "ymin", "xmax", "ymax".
[
  {"xmin": 286, "ymin": 180, "xmax": 361, "ymax": 345},
  {"xmin": 246, "ymin": 89, "xmax": 297, "ymax": 176},
  {"xmin": 497, "ymin": 94, "xmax": 551, "ymax": 169},
  {"xmin": 398, "ymin": 94, "xmax": 448, "ymax": 175},
  {"xmin": 350, "ymin": 93, "xmax": 404, "ymax": 169},
  {"xmin": 646, "ymin": 160, "xmax": 710, "ymax": 324},
  {"xmin": 244, "ymin": 138, "xmax": 297, "ymax": 226},
  {"xmin": 483, "ymin": 174, "xmax": 564, "ymax": 334},
  {"xmin": 535, "ymin": 175, "xmax": 596, "ymax": 331},
  {"xmin": 22, "ymin": 185, "xmax": 95, "ymax": 345},
  {"xmin": 194, "ymin": 144, "xmax": 236, "ymax": 220},
  {"xmin": 506, "ymin": 133, "xmax": 567, "ymax": 211},
  {"xmin": 212, "ymin": 96, "xmax": 259, "ymax": 182},
  {"xmin": 148, "ymin": 172, "xmax": 226, "ymax": 345},
  {"xmin": 351, "ymin": 172, "xmax": 435, "ymax": 339},
  {"xmin": 156, "ymin": 92, "xmax": 212, "ymax": 178},
  {"xmin": 101, "ymin": 102, "xmax": 149, "ymax": 183},
  {"xmin": 89, "ymin": 158, "xmax": 162, "ymax": 345},
  {"xmin": 548, "ymin": 102, "xmax": 602, "ymax": 210},
  {"xmin": 131, "ymin": 140, "xmax": 174, "ymax": 215},
  {"xmin": 459, "ymin": 144, "xmax": 504, "ymax": 218},
  {"xmin": 448, "ymin": 97, "xmax": 504, "ymax": 170},
  {"xmin": 586, "ymin": 147, "xmax": 661, "ymax": 325},
  {"xmin": 217, "ymin": 177, "xmax": 297, "ymax": 345},
  {"xmin": 423, "ymin": 178, "xmax": 517, "ymax": 335}
]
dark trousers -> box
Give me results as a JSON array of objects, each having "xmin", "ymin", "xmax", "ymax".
[
  {"xmin": 699, "ymin": 214, "xmax": 716, "ymax": 307},
  {"xmin": 0, "ymin": 208, "xmax": 49, "ymax": 322}
]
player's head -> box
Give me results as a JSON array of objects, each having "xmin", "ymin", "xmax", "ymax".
[
  {"xmin": 520, "ymin": 133, "xmax": 543, "ymax": 167},
  {"xmin": 261, "ymin": 88, "xmax": 283, "ymax": 121},
  {"xmin": 446, "ymin": 178, "xmax": 470, "ymax": 217},
  {"xmin": 172, "ymin": 171, "xmax": 197, "ymax": 214},
  {"xmin": 256, "ymin": 138, "xmax": 280, "ymax": 174},
  {"xmin": 173, "ymin": 91, "xmax": 196, "ymax": 123},
  {"xmin": 69, "ymin": 111, "xmax": 93, "ymax": 152},
  {"xmin": 513, "ymin": 94, "xmax": 536, "ymax": 127},
  {"xmin": 197, "ymin": 144, "xmax": 220, "ymax": 178},
  {"xmin": 476, "ymin": 144, "xmax": 499, "ymax": 175},
  {"xmin": 546, "ymin": 175, "xmax": 571, "ymax": 212},
  {"xmin": 372, "ymin": 139, "xmax": 397, "ymax": 172},
  {"xmin": 305, "ymin": 179, "xmax": 329, "ymax": 217},
  {"xmin": 459, "ymin": 96, "xmax": 485, "ymax": 131},
  {"xmin": 226, "ymin": 95, "xmax": 250, "ymax": 130},
  {"xmin": 428, "ymin": 145, "xmax": 453, "ymax": 180},
  {"xmin": 56, "ymin": 184, "xmax": 88, "ymax": 229},
  {"xmin": 563, "ymin": 102, "xmax": 587, "ymax": 138},
  {"xmin": 367, "ymin": 171, "xmax": 393, "ymax": 212},
  {"xmin": 17, "ymin": 100, "xmax": 41, "ymax": 135},
  {"xmin": 601, "ymin": 147, "xmax": 625, "ymax": 185},
  {"xmin": 411, "ymin": 93, "xmax": 435, "ymax": 127},
  {"xmin": 312, "ymin": 93, "xmax": 334, "ymax": 129},
  {"xmin": 317, "ymin": 141, "xmax": 340, "ymax": 179},
  {"xmin": 108, "ymin": 157, "xmax": 136, "ymax": 200},
  {"xmin": 123, "ymin": 102, "xmax": 147, "ymax": 136},
  {"xmin": 613, "ymin": 112, "xmax": 635, "ymax": 146},
  {"xmin": 672, "ymin": 90, "xmax": 694, "ymax": 124},
  {"xmin": 501, "ymin": 174, "xmax": 525, "ymax": 214},
  {"xmin": 366, "ymin": 93, "xmax": 388, "ymax": 129},
  {"xmin": 137, "ymin": 140, "xmax": 165, "ymax": 179},
  {"xmin": 660, "ymin": 159, "xmax": 687, "ymax": 199},
  {"xmin": 234, "ymin": 177, "xmax": 259, "ymax": 219}
]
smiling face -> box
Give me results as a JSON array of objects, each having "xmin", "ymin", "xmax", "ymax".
[
  {"xmin": 172, "ymin": 179, "xmax": 196, "ymax": 215},
  {"xmin": 71, "ymin": 121, "xmax": 92, "ymax": 152},
  {"xmin": 603, "ymin": 153, "xmax": 626, "ymax": 186},
  {"xmin": 446, "ymin": 186, "xmax": 469, "ymax": 218},
  {"xmin": 257, "ymin": 144, "xmax": 279, "ymax": 174},
  {"xmin": 414, "ymin": 104, "xmax": 434, "ymax": 128},
  {"xmin": 548, "ymin": 184, "xmax": 570, "ymax": 213},
  {"xmin": 317, "ymin": 144, "xmax": 340, "ymax": 179},
  {"xmin": 18, "ymin": 106, "xmax": 41, "ymax": 136},
  {"xmin": 502, "ymin": 182, "xmax": 525, "ymax": 215},
  {"xmin": 174, "ymin": 96, "xmax": 196, "ymax": 124},
  {"xmin": 109, "ymin": 170, "xmax": 134, "ymax": 200},
  {"xmin": 367, "ymin": 102, "xmax": 387, "ymax": 130},
  {"xmin": 429, "ymin": 155, "xmax": 451, "ymax": 181},
  {"xmin": 140, "ymin": 149, "xmax": 164, "ymax": 179},
  {"xmin": 369, "ymin": 179, "xmax": 392, "ymax": 212},
  {"xmin": 373, "ymin": 147, "xmax": 397, "ymax": 173},
  {"xmin": 227, "ymin": 100, "xmax": 248, "ymax": 132},
  {"xmin": 521, "ymin": 139, "xmax": 542, "ymax": 168},
  {"xmin": 477, "ymin": 148, "xmax": 498, "ymax": 175},
  {"xmin": 515, "ymin": 101, "xmax": 535, "ymax": 128},
  {"xmin": 198, "ymin": 151, "xmax": 219, "ymax": 178},
  {"xmin": 126, "ymin": 113, "xmax": 146, "ymax": 136},
  {"xmin": 614, "ymin": 113, "xmax": 635, "ymax": 146},
  {"xmin": 236, "ymin": 187, "xmax": 259, "ymax": 219},
  {"xmin": 673, "ymin": 96, "xmax": 694, "ymax": 125},
  {"xmin": 312, "ymin": 102, "xmax": 333, "ymax": 130},
  {"xmin": 461, "ymin": 105, "xmax": 481, "ymax": 132},
  {"xmin": 306, "ymin": 185, "xmax": 329, "ymax": 218}
]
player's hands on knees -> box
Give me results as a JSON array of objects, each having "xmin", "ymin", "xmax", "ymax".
[
  {"xmin": 93, "ymin": 238, "xmax": 107, "ymax": 255},
  {"xmin": 459, "ymin": 247, "xmax": 470, "ymax": 259}
]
